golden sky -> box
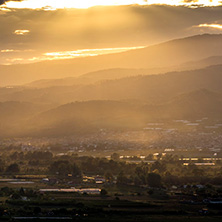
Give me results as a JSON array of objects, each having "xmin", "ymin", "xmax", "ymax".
[
  {"xmin": 1, "ymin": 1, "xmax": 222, "ymax": 65},
  {"xmin": 2, "ymin": 0, "xmax": 222, "ymax": 10}
]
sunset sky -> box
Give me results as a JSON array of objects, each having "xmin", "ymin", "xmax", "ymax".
[
  {"xmin": 1, "ymin": 0, "xmax": 222, "ymax": 64},
  {"xmin": 2, "ymin": 0, "xmax": 222, "ymax": 9}
]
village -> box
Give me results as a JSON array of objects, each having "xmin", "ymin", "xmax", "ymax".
[{"xmin": 0, "ymin": 117, "xmax": 221, "ymax": 220}]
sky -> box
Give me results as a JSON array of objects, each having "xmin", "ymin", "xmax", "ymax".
[
  {"xmin": 1, "ymin": 0, "xmax": 222, "ymax": 64},
  {"xmin": 1, "ymin": 0, "xmax": 222, "ymax": 9}
]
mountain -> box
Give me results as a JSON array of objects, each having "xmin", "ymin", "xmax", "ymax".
[
  {"xmin": 181, "ymin": 56, "xmax": 222, "ymax": 70},
  {"xmin": 1, "ymin": 34, "xmax": 222, "ymax": 86},
  {"xmin": 0, "ymin": 88, "xmax": 221, "ymax": 138},
  {"xmin": 24, "ymin": 66, "xmax": 193, "ymax": 89},
  {"xmin": 0, "ymin": 101, "xmax": 54, "ymax": 137},
  {"xmin": 24, "ymin": 68, "xmax": 154, "ymax": 88},
  {"xmin": 151, "ymin": 89, "xmax": 222, "ymax": 120},
  {"xmin": 0, "ymin": 101, "xmax": 36, "ymax": 124},
  {"xmin": 26, "ymin": 100, "xmax": 144, "ymax": 136},
  {"xmin": 4, "ymin": 89, "xmax": 219, "ymax": 137},
  {"xmin": 1, "ymin": 64, "xmax": 221, "ymax": 104}
]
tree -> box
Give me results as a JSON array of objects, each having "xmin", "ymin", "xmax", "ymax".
[
  {"xmin": 151, "ymin": 161, "xmax": 166, "ymax": 173},
  {"xmin": 49, "ymin": 160, "xmax": 71, "ymax": 176},
  {"xmin": 72, "ymin": 163, "xmax": 82, "ymax": 178},
  {"xmin": 11, "ymin": 193, "xmax": 21, "ymax": 200},
  {"xmin": 192, "ymin": 168, "xmax": 204, "ymax": 177},
  {"xmin": 117, "ymin": 171, "xmax": 128, "ymax": 185},
  {"xmin": 135, "ymin": 166, "xmax": 149, "ymax": 185},
  {"xmin": 0, "ymin": 159, "xmax": 4, "ymax": 172},
  {"xmin": 6, "ymin": 163, "xmax": 20, "ymax": 174},
  {"xmin": 57, "ymin": 163, "xmax": 72, "ymax": 177},
  {"xmin": 49, "ymin": 160, "xmax": 82, "ymax": 178},
  {"xmin": 19, "ymin": 187, "xmax": 25, "ymax": 196},
  {"xmin": 105, "ymin": 171, "xmax": 114, "ymax": 183},
  {"xmin": 111, "ymin": 153, "xmax": 120, "ymax": 161},
  {"xmin": 147, "ymin": 173, "xmax": 162, "ymax": 188},
  {"xmin": 33, "ymin": 207, "xmax": 42, "ymax": 215},
  {"xmin": 100, "ymin": 189, "xmax": 108, "ymax": 196},
  {"xmin": 134, "ymin": 175, "xmax": 143, "ymax": 186}
]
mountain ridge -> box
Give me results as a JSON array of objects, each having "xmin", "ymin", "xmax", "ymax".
[
  {"xmin": 1, "ymin": 33, "xmax": 222, "ymax": 86},
  {"xmin": 0, "ymin": 64, "xmax": 222, "ymax": 104},
  {"xmin": 4, "ymin": 88, "xmax": 220, "ymax": 137}
]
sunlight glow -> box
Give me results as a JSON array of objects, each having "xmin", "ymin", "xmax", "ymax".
[
  {"xmin": 198, "ymin": 23, "xmax": 222, "ymax": 30},
  {"xmin": 2, "ymin": 0, "xmax": 222, "ymax": 10},
  {"xmin": 44, "ymin": 47, "xmax": 144, "ymax": 57},
  {"xmin": 6, "ymin": 46, "xmax": 145, "ymax": 64},
  {"xmin": 14, "ymin": 30, "xmax": 30, "ymax": 35},
  {"xmin": 1, "ymin": 49, "xmax": 15, "ymax": 53},
  {"xmin": 32, "ymin": 46, "xmax": 145, "ymax": 61}
]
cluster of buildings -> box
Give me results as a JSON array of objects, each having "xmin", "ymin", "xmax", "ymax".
[{"xmin": 39, "ymin": 188, "xmax": 101, "ymax": 195}]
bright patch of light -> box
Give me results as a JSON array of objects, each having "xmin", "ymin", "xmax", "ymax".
[
  {"xmin": 33, "ymin": 46, "xmax": 145, "ymax": 61},
  {"xmin": 198, "ymin": 23, "xmax": 222, "ymax": 30},
  {"xmin": 1, "ymin": 49, "xmax": 15, "ymax": 53},
  {"xmin": 14, "ymin": 30, "xmax": 30, "ymax": 35},
  {"xmin": 9, "ymin": 58, "xmax": 24, "ymax": 63},
  {"xmin": 44, "ymin": 46, "xmax": 144, "ymax": 57},
  {"xmin": 6, "ymin": 46, "xmax": 145, "ymax": 64}
]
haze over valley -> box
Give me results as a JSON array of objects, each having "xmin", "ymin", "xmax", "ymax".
[
  {"xmin": 0, "ymin": 33, "xmax": 222, "ymax": 138},
  {"xmin": 1, "ymin": 2, "xmax": 222, "ymax": 221}
]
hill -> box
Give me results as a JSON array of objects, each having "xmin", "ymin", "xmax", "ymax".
[
  {"xmin": 24, "ymin": 68, "xmax": 154, "ymax": 88},
  {"xmin": 181, "ymin": 56, "xmax": 222, "ymax": 70},
  {"xmin": 0, "ymin": 101, "xmax": 54, "ymax": 137},
  {"xmin": 150, "ymin": 89, "xmax": 222, "ymax": 120},
  {"xmin": 25, "ymin": 100, "xmax": 144, "ymax": 136},
  {"xmin": 1, "ymin": 34, "xmax": 222, "ymax": 86},
  {"xmin": 1, "ymin": 64, "xmax": 221, "ymax": 104},
  {"xmin": 1, "ymin": 89, "xmax": 221, "ymax": 137}
]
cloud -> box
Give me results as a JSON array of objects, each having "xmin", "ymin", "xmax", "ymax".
[
  {"xmin": 1, "ymin": 49, "xmax": 15, "ymax": 52},
  {"xmin": 14, "ymin": 29, "xmax": 30, "ymax": 35},
  {"xmin": 2, "ymin": 46, "xmax": 145, "ymax": 64},
  {"xmin": 24, "ymin": 46, "xmax": 145, "ymax": 63},
  {"xmin": 198, "ymin": 23, "xmax": 222, "ymax": 30},
  {"xmin": 1, "ymin": 5, "xmax": 222, "ymax": 64}
]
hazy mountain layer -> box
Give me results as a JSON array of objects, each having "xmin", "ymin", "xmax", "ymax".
[
  {"xmin": 1, "ymin": 64, "xmax": 221, "ymax": 104},
  {"xmin": 1, "ymin": 34, "xmax": 222, "ymax": 86},
  {"xmin": 1, "ymin": 89, "xmax": 221, "ymax": 137},
  {"xmin": 181, "ymin": 56, "xmax": 222, "ymax": 70}
]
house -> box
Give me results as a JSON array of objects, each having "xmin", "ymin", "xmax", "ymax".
[{"xmin": 95, "ymin": 176, "xmax": 106, "ymax": 184}]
